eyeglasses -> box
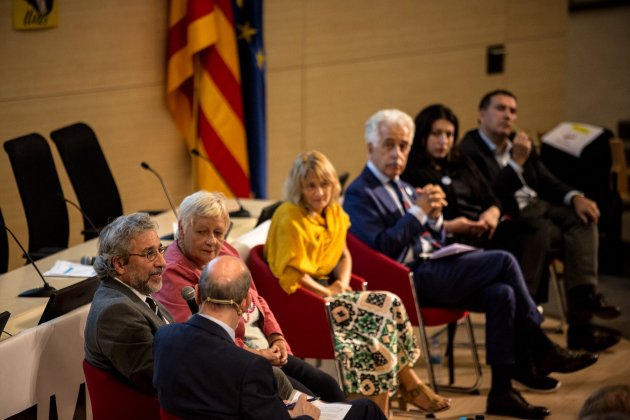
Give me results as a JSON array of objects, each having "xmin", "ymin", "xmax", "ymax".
[{"xmin": 127, "ymin": 245, "xmax": 166, "ymax": 262}]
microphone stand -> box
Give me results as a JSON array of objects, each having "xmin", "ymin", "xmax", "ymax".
[
  {"xmin": 190, "ymin": 149, "xmax": 251, "ymax": 218},
  {"xmin": 140, "ymin": 162, "xmax": 179, "ymax": 218},
  {"xmin": 2, "ymin": 224, "xmax": 56, "ymax": 297},
  {"xmin": 58, "ymin": 194, "xmax": 100, "ymax": 238}
]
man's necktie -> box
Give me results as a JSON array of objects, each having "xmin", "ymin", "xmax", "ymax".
[
  {"xmin": 390, "ymin": 180, "xmax": 411, "ymax": 213},
  {"xmin": 146, "ymin": 296, "xmax": 164, "ymax": 320}
]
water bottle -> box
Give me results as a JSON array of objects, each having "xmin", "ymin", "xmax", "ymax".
[{"xmin": 429, "ymin": 337, "xmax": 443, "ymax": 378}]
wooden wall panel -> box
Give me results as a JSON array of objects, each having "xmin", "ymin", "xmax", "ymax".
[
  {"xmin": 304, "ymin": 0, "xmax": 504, "ymax": 66},
  {"xmin": 266, "ymin": 69, "xmax": 303, "ymax": 199},
  {"xmin": 507, "ymin": 0, "xmax": 567, "ymax": 40},
  {"xmin": 264, "ymin": 0, "xmax": 304, "ymax": 71},
  {"xmin": 0, "ymin": 0, "xmax": 166, "ymax": 100},
  {"xmin": 506, "ymin": 37, "xmax": 567, "ymax": 133}
]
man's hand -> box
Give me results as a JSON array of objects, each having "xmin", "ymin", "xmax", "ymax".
[
  {"xmin": 289, "ymin": 395, "xmax": 321, "ymax": 419},
  {"xmin": 416, "ymin": 184, "xmax": 447, "ymax": 219},
  {"xmin": 511, "ymin": 131, "xmax": 532, "ymax": 166},
  {"xmin": 572, "ymin": 195, "xmax": 600, "ymax": 224}
]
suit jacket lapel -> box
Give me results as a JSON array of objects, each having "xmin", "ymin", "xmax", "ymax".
[{"xmin": 361, "ymin": 167, "xmax": 402, "ymax": 216}]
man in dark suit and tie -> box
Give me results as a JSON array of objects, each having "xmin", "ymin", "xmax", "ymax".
[
  {"xmin": 84, "ymin": 212, "xmax": 175, "ymax": 395},
  {"xmin": 343, "ymin": 109, "xmax": 598, "ymax": 419},
  {"xmin": 458, "ymin": 89, "xmax": 620, "ymax": 352},
  {"xmin": 152, "ymin": 255, "xmax": 386, "ymax": 420}
]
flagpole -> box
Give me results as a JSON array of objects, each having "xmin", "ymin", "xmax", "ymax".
[{"xmin": 191, "ymin": 52, "xmax": 200, "ymax": 191}]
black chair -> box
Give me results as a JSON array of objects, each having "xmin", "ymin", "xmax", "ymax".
[
  {"xmin": 0, "ymin": 207, "xmax": 9, "ymax": 274},
  {"xmin": 4, "ymin": 134, "xmax": 69, "ymax": 260},
  {"xmin": 50, "ymin": 122, "xmax": 123, "ymax": 240}
]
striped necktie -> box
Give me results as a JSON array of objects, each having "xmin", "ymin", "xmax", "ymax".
[{"xmin": 390, "ymin": 180, "xmax": 411, "ymax": 212}]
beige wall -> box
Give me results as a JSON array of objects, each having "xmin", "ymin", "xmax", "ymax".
[
  {"xmin": 566, "ymin": 4, "xmax": 630, "ymax": 133},
  {"xmin": 1, "ymin": 0, "xmax": 567, "ymax": 271}
]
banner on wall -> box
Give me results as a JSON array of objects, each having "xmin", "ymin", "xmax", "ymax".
[
  {"xmin": 166, "ymin": 0, "xmax": 267, "ymax": 199},
  {"xmin": 13, "ymin": 0, "xmax": 58, "ymax": 30}
]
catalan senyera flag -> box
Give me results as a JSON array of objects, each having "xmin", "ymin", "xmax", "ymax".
[{"xmin": 167, "ymin": 0, "xmax": 260, "ymax": 198}]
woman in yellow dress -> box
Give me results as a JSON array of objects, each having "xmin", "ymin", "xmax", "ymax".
[{"xmin": 264, "ymin": 150, "xmax": 451, "ymax": 416}]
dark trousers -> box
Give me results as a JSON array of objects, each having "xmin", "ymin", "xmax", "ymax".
[
  {"xmin": 282, "ymin": 354, "xmax": 346, "ymax": 402},
  {"xmin": 413, "ymin": 250, "xmax": 543, "ymax": 366}
]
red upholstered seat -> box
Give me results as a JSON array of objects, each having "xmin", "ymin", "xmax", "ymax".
[
  {"xmin": 346, "ymin": 232, "xmax": 482, "ymax": 393},
  {"xmin": 246, "ymin": 244, "xmax": 365, "ymax": 360},
  {"xmin": 83, "ymin": 359, "xmax": 160, "ymax": 420}
]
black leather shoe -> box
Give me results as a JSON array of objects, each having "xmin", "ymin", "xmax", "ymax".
[
  {"xmin": 571, "ymin": 292, "xmax": 621, "ymax": 320},
  {"xmin": 487, "ymin": 388, "xmax": 550, "ymax": 419},
  {"xmin": 533, "ymin": 343, "xmax": 598, "ymax": 377},
  {"xmin": 512, "ymin": 370, "xmax": 561, "ymax": 393},
  {"xmin": 568, "ymin": 324, "xmax": 621, "ymax": 352}
]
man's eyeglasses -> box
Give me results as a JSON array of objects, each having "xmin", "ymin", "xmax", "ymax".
[{"xmin": 127, "ymin": 245, "xmax": 166, "ymax": 262}]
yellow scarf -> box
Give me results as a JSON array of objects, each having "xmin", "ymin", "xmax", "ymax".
[{"xmin": 264, "ymin": 201, "xmax": 350, "ymax": 294}]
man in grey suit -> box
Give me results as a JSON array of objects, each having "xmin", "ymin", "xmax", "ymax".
[{"xmin": 84, "ymin": 212, "xmax": 174, "ymax": 395}]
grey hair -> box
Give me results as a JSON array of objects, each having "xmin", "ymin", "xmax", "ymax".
[
  {"xmin": 199, "ymin": 257, "xmax": 251, "ymax": 303},
  {"xmin": 178, "ymin": 190, "xmax": 230, "ymax": 230},
  {"xmin": 94, "ymin": 212, "xmax": 158, "ymax": 278},
  {"xmin": 283, "ymin": 150, "xmax": 341, "ymax": 208},
  {"xmin": 364, "ymin": 109, "xmax": 415, "ymax": 145}
]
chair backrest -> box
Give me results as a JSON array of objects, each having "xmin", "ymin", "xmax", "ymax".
[
  {"xmin": 246, "ymin": 244, "xmax": 335, "ymax": 359},
  {"xmin": 159, "ymin": 407, "xmax": 182, "ymax": 420},
  {"xmin": 3, "ymin": 133, "xmax": 69, "ymax": 258},
  {"xmin": 0, "ymin": 207, "xmax": 8, "ymax": 274},
  {"xmin": 346, "ymin": 232, "xmax": 420, "ymax": 325},
  {"xmin": 83, "ymin": 359, "xmax": 160, "ymax": 420},
  {"xmin": 50, "ymin": 122, "xmax": 123, "ymax": 240}
]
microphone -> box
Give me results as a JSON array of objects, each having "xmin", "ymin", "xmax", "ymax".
[
  {"xmin": 1, "ymin": 224, "xmax": 56, "ymax": 297},
  {"xmin": 190, "ymin": 148, "xmax": 251, "ymax": 218},
  {"xmin": 58, "ymin": 194, "xmax": 100, "ymax": 237},
  {"xmin": 140, "ymin": 162, "xmax": 178, "ymax": 218},
  {"xmin": 181, "ymin": 286, "xmax": 199, "ymax": 314},
  {"xmin": 80, "ymin": 256, "xmax": 96, "ymax": 266}
]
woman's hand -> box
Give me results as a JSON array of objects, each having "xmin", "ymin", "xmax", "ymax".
[
  {"xmin": 479, "ymin": 206, "xmax": 501, "ymax": 238},
  {"xmin": 257, "ymin": 347, "xmax": 285, "ymax": 366},
  {"xmin": 327, "ymin": 280, "xmax": 345, "ymax": 296},
  {"xmin": 269, "ymin": 336, "xmax": 289, "ymax": 366},
  {"xmin": 444, "ymin": 217, "xmax": 488, "ymax": 237}
]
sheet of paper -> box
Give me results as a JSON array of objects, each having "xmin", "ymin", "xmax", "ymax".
[
  {"xmin": 429, "ymin": 243, "xmax": 479, "ymax": 260},
  {"xmin": 43, "ymin": 260, "xmax": 96, "ymax": 277},
  {"xmin": 542, "ymin": 122, "xmax": 603, "ymax": 157},
  {"xmin": 312, "ymin": 400, "xmax": 352, "ymax": 420}
]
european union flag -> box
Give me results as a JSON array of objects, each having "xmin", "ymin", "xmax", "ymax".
[{"xmin": 233, "ymin": 0, "xmax": 267, "ymax": 198}]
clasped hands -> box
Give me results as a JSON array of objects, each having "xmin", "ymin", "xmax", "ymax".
[
  {"xmin": 416, "ymin": 183, "xmax": 448, "ymax": 219},
  {"xmin": 258, "ymin": 336, "xmax": 289, "ymax": 366}
]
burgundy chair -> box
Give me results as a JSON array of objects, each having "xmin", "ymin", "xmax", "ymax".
[
  {"xmin": 159, "ymin": 407, "xmax": 182, "ymax": 420},
  {"xmin": 83, "ymin": 359, "xmax": 160, "ymax": 420},
  {"xmin": 346, "ymin": 232, "xmax": 482, "ymax": 393},
  {"xmin": 246, "ymin": 244, "xmax": 366, "ymax": 360}
]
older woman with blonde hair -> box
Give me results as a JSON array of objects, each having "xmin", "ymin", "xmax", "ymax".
[
  {"xmin": 264, "ymin": 151, "xmax": 451, "ymax": 416},
  {"xmin": 154, "ymin": 190, "xmax": 346, "ymax": 403}
]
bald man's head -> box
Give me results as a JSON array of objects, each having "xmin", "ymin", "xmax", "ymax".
[{"xmin": 199, "ymin": 256, "xmax": 251, "ymax": 306}]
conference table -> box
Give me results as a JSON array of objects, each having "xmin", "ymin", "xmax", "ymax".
[{"xmin": 0, "ymin": 199, "xmax": 273, "ymax": 420}]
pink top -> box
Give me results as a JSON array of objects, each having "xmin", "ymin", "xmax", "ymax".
[{"xmin": 154, "ymin": 241, "xmax": 291, "ymax": 353}]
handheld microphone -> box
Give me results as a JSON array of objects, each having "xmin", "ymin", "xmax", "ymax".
[
  {"xmin": 1, "ymin": 224, "xmax": 56, "ymax": 297},
  {"xmin": 181, "ymin": 286, "xmax": 199, "ymax": 314},
  {"xmin": 57, "ymin": 193, "xmax": 100, "ymax": 236},
  {"xmin": 190, "ymin": 149, "xmax": 251, "ymax": 218},
  {"xmin": 140, "ymin": 162, "xmax": 178, "ymax": 218}
]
